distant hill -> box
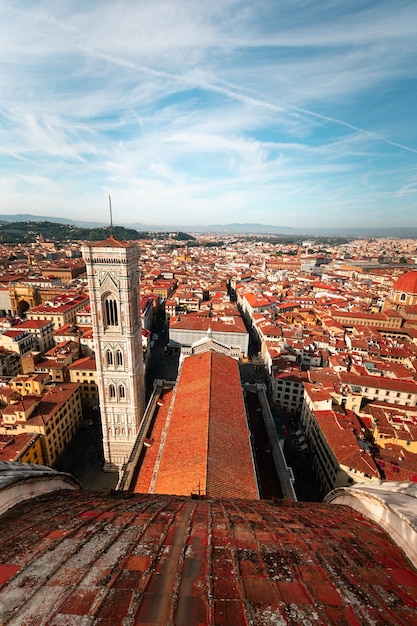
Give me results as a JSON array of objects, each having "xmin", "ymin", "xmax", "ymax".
[
  {"xmin": 1, "ymin": 213, "xmax": 416, "ymax": 238},
  {"xmin": 0, "ymin": 214, "xmax": 106, "ymax": 228},
  {"xmin": 0, "ymin": 220, "xmax": 147, "ymax": 244}
]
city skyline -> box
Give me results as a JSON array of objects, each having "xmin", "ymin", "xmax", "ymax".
[{"xmin": 1, "ymin": 1, "xmax": 417, "ymax": 229}]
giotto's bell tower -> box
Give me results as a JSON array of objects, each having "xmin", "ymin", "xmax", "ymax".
[{"xmin": 82, "ymin": 235, "xmax": 145, "ymax": 472}]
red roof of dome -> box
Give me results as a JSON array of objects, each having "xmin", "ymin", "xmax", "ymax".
[
  {"xmin": 393, "ymin": 270, "xmax": 417, "ymax": 294},
  {"xmin": 1, "ymin": 491, "xmax": 417, "ymax": 623}
]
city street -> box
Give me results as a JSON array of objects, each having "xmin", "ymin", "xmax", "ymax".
[
  {"xmin": 54, "ymin": 409, "xmax": 118, "ymax": 491},
  {"xmin": 145, "ymin": 316, "xmax": 180, "ymax": 400},
  {"xmin": 272, "ymin": 407, "xmax": 322, "ymax": 501}
]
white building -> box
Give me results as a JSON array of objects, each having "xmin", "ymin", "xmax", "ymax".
[
  {"xmin": 169, "ymin": 312, "xmax": 249, "ymax": 358},
  {"xmin": 82, "ymin": 235, "xmax": 145, "ymax": 472}
]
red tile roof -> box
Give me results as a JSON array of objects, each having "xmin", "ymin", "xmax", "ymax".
[
  {"xmin": 393, "ymin": 270, "xmax": 417, "ymax": 294},
  {"xmin": 0, "ymin": 432, "xmax": 38, "ymax": 461},
  {"xmin": 169, "ymin": 313, "xmax": 247, "ymax": 334},
  {"xmin": 135, "ymin": 352, "xmax": 259, "ymax": 499},
  {"xmin": 89, "ymin": 235, "xmax": 135, "ymax": 248},
  {"xmin": 341, "ymin": 372, "xmax": 417, "ymax": 394},
  {"xmin": 1, "ymin": 492, "xmax": 417, "ymax": 624},
  {"xmin": 17, "ymin": 319, "xmax": 53, "ymax": 329},
  {"xmin": 315, "ymin": 410, "xmax": 380, "ymax": 478},
  {"xmin": 68, "ymin": 357, "xmax": 97, "ymax": 371}
]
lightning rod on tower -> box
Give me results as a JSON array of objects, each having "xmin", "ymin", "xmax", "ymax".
[{"xmin": 109, "ymin": 194, "xmax": 114, "ymax": 236}]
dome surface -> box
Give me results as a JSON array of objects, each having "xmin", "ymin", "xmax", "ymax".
[
  {"xmin": 393, "ymin": 270, "xmax": 417, "ymax": 294},
  {"xmin": 1, "ymin": 491, "xmax": 417, "ymax": 624}
]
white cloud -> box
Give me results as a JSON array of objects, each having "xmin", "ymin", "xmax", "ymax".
[{"xmin": 0, "ymin": 1, "xmax": 416, "ymax": 228}]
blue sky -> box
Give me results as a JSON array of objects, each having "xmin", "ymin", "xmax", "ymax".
[{"xmin": 1, "ymin": 0, "xmax": 417, "ymax": 229}]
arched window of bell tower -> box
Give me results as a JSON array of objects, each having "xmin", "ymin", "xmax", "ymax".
[{"xmin": 103, "ymin": 293, "xmax": 119, "ymax": 327}]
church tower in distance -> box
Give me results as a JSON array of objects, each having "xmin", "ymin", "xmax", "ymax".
[{"xmin": 82, "ymin": 235, "xmax": 145, "ymax": 472}]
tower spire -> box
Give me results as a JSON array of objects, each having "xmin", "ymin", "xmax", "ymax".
[{"xmin": 109, "ymin": 194, "xmax": 114, "ymax": 237}]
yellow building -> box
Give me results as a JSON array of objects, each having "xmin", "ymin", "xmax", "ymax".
[
  {"xmin": 40, "ymin": 259, "xmax": 86, "ymax": 283},
  {"xmin": 10, "ymin": 373, "xmax": 50, "ymax": 396},
  {"xmin": 69, "ymin": 357, "xmax": 98, "ymax": 409},
  {"xmin": 367, "ymin": 404, "xmax": 417, "ymax": 455},
  {"xmin": 26, "ymin": 294, "xmax": 89, "ymax": 329},
  {"xmin": 331, "ymin": 310, "xmax": 403, "ymax": 329},
  {"xmin": 0, "ymin": 382, "xmax": 82, "ymax": 466},
  {"xmin": 373, "ymin": 427, "xmax": 417, "ymax": 454},
  {"xmin": 0, "ymin": 432, "xmax": 45, "ymax": 465}
]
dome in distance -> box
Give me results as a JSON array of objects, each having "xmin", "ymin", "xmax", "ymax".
[{"xmin": 393, "ymin": 270, "xmax": 417, "ymax": 295}]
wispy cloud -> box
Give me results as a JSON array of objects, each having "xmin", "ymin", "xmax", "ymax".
[{"xmin": 0, "ymin": 1, "xmax": 416, "ymax": 228}]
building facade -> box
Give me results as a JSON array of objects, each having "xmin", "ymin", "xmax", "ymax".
[
  {"xmin": 69, "ymin": 357, "xmax": 98, "ymax": 409},
  {"xmin": 0, "ymin": 381, "xmax": 82, "ymax": 467},
  {"xmin": 82, "ymin": 236, "xmax": 145, "ymax": 472}
]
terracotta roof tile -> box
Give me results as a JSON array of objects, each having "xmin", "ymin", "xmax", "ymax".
[
  {"xmin": 1, "ymin": 492, "xmax": 417, "ymax": 624},
  {"xmin": 133, "ymin": 352, "xmax": 258, "ymax": 499},
  {"xmin": 89, "ymin": 235, "xmax": 135, "ymax": 249}
]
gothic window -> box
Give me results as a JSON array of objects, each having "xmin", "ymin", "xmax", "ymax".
[
  {"xmin": 103, "ymin": 294, "xmax": 119, "ymax": 327},
  {"xmin": 119, "ymin": 385, "xmax": 125, "ymax": 399},
  {"xmin": 116, "ymin": 350, "xmax": 123, "ymax": 366},
  {"xmin": 109, "ymin": 384, "xmax": 116, "ymax": 399},
  {"xmin": 106, "ymin": 350, "xmax": 113, "ymax": 366}
]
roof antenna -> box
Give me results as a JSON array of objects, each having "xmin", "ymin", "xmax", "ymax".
[{"xmin": 109, "ymin": 194, "xmax": 114, "ymax": 237}]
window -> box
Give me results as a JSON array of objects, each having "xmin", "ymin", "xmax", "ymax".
[
  {"xmin": 104, "ymin": 295, "xmax": 119, "ymax": 327},
  {"xmin": 109, "ymin": 384, "xmax": 116, "ymax": 399},
  {"xmin": 116, "ymin": 350, "xmax": 123, "ymax": 366},
  {"xmin": 106, "ymin": 350, "xmax": 113, "ymax": 366},
  {"xmin": 119, "ymin": 385, "xmax": 125, "ymax": 399}
]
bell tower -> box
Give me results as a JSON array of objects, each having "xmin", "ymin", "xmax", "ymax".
[{"xmin": 82, "ymin": 235, "xmax": 145, "ymax": 472}]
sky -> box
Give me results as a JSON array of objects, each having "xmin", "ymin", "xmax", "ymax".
[{"xmin": 1, "ymin": 0, "xmax": 417, "ymax": 230}]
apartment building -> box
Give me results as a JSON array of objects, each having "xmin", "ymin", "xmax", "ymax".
[
  {"xmin": 69, "ymin": 357, "xmax": 98, "ymax": 409},
  {"xmin": 0, "ymin": 381, "xmax": 82, "ymax": 466},
  {"xmin": 26, "ymin": 294, "xmax": 89, "ymax": 329},
  {"xmin": 339, "ymin": 372, "xmax": 417, "ymax": 407},
  {"xmin": 273, "ymin": 366, "xmax": 308, "ymax": 412},
  {"xmin": 0, "ymin": 431, "xmax": 44, "ymax": 464},
  {"xmin": 0, "ymin": 328, "xmax": 35, "ymax": 356},
  {"xmin": 0, "ymin": 348, "xmax": 22, "ymax": 377},
  {"xmin": 300, "ymin": 383, "xmax": 380, "ymax": 495},
  {"xmin": 17, "ymin": 319, "xmax": 55, "ymax": 352},
  {"xmin": 331, "ymin": 310, "xmax": 403, "ymax": 330}
]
